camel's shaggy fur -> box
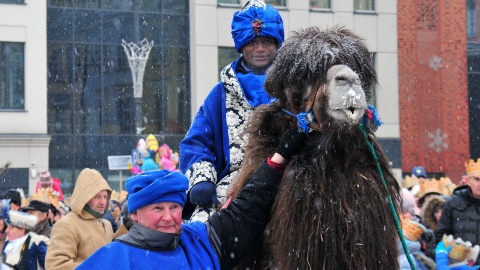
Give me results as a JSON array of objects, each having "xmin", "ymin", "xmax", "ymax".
[{"xmin": 228, "ymin": 26, "xmax": 402, "ymax": 270}]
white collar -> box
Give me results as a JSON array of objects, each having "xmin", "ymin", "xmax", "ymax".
[{"xmin": 4, "ymin": 234, "xmax": 28, "ymax": 254}]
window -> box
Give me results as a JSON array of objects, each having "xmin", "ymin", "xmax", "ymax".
[
  {"xmin": 0, "ymin": 42, "xmax": 24, "ymax": 110},
  {"xmin": 218, "ymin": 0, "xmax": 239, "ymax": 4},
  {"xmin": 467, "ymin": 0, "xmax": 477, "ymax": 39},
  {"xmin": 265, "ymin": 0, "xmax": 286, "ymax": 7},
  {"xmin": 0, "ymin": 0, "xmax": 24, "ymax": 4},
  {"xmin": 354, "ymin": 0, "xmax": 374, "ymax": 11},
  {"xmin": 310, "ymin": 0, "xmax": 330, "ymax": 9},
  {"xmin": 218, "ymin": 47, "xmax": 240, "ymax": 80}
]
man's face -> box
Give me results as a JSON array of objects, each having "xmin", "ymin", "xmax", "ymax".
[
  {"xmin": 132, "ymin": 202, "xmax": 183, "ymax": 234},
  {"xmin": 26, "ymin": 210, "xmax": 47, "ymax": 222},
  {"xmin": 468, "ymin": 176, "xmax": 480, "ymax": 198},
  {"xmin": 241, "ymin": 36, "xmax": 277, "ymax": 70},
  {"xmin": 40, "ymin": 177, "xmax": 51, "ymax": 188},
  {"xmin": 87, "ymin": 190, "xmax": 109, "ymax": 213},
  {"xmin": 113, "ymin": 204, "xmax": 121, "ymax": 213},
  {"xmin": 6, "ymin": 225, "xmax": 26, "ymax": 241}
]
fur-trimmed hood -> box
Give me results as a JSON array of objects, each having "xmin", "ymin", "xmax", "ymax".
[
  {"xmin": 69, "ymin": 168, "xmax": 111, "ymax": 219},
  {"xmin": 421, "ymin": 195, "xmax": 446, "ymax": 230}
]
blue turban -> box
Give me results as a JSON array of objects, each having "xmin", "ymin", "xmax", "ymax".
[
  {"xmin": 126, "ymin": 170, "xmax": 188, "ymax": 213},
  {"xmin": 231, "ymin": 0, "xmax": 284, "ymax": 52}
]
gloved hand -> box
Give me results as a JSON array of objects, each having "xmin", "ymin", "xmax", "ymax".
[
  {"xmin": 435, "ymin": 241, "xmax": 452, "ymax": 255},
  {"xmin": 275, "ymin": 127, "xmax": 308, "ymax": 160},
  {"xmin": 189, "ymin": 182, "xmax": 219, "ymax": 207}
]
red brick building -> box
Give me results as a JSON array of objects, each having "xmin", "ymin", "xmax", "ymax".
[{"xmin": 398, "ymin": 0, "xmax": 470, "ymax": 181}]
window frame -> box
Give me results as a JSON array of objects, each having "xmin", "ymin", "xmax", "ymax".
[
  {"xmin": 0, "ymin": 42, "xmax": 25, "ymax": 111},
  {"xmin": 354, "ymin": 0, "xmax": 375, "ymax": 13}
]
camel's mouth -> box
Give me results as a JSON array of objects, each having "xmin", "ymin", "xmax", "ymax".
[{"xmin": 330, "ymin": 107, "xmax": 364, "ymax": 122}]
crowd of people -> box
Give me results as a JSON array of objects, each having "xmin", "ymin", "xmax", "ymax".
[{"xmin": 398, "ymin": 162, "xmax": 480, "ymax": 269}]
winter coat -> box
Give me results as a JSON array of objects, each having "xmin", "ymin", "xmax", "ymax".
[
  {"xmin": 2, "ymin": 232, "xmax": 50, "ymax": 270},
  {"xmin": 436, "ymin": 186, "xmax": 480, "ymax": 264},
  {"xmin": 179, "ymin": 57, "xmax": 275, "ymax": 221},
  {"xmin": 45, "ymin": 168, "xmax": 113, "ymax": 270},
  {"xmin": 422, "ymin": 195, "xmax": 446, "ymax": 232},
  {"xmin": 398, "ymin": 240, "xmax": 436, "ymax": 270},
  {"xmin": 77, "ymin": 162, "xmax": 283, "ymax": 270}
]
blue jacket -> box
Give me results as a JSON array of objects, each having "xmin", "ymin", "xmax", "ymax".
[
  {"xmin": 77, "ymin": 162, "xmax": 283, "ymax": 270},
  {"xmin": 2, "ymin": 233, "xmax": 48, "ymax": 270},
  {"xmin": 436, "ymin": 251, "xmax": 479, "ymax": 270},
  {"xmin": 179, "ymin": 58, "xmax": 274, "ymax": 206},
  {"xmin": 76, "ymin": 222, "xmax": 218, "ymax": 270},
  {"xmin": 397, "ymin": 240, "xmax": 433, "ymax": 270}
]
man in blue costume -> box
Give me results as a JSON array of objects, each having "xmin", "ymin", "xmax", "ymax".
[
  {"xmin": 77, "ymin": 128, "xmax": 307, "ymax": 270},
  {"xmin": 180, "ymin": 0, "xmax": 285, "ymax": 221}
]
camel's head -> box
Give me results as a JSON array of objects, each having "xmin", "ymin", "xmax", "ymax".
[{"xmin": 265, "ymin": 26, "xmax": 376, "ymax": 129}]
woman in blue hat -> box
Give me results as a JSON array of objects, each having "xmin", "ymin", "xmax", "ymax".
[{"xmin": 78, "ymin": 128, "xmax": 307, "ymax": 270}]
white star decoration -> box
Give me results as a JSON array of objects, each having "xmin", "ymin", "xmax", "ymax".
[
  {"xmin": 428, "ymin": 128, "xmax": 448, "ymax": 153},
  {"xmin": 429, "ymin": 55, "xmax": 442, "ymax": 71}
]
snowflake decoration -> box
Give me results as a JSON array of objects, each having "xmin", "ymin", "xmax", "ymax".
[
  {"xmin": 429, "ymin": 55, "xmax": 442, "ymax": 71},
  {"xmin": 428, "ymin": 128, "xmax": 448, "ymax": 153}
]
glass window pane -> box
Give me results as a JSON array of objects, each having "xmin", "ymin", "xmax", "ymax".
[
  {"xmin": 265, "ymin": 0, "xmax": 286, "ymax": 7},
  {"xmin": 103, "ymin": 45, "xmax": 135, "ymax": 134},
  {"xmin": 162, "ymin": 0, "xmax": 188, "ymax": 14},
  {"xmin": 139, "ymin": 14, "xmax": 163, "ymax": 47},
  {"xmin": 74, "ymin": 135, "xmax": 104, "ymax": 168},
  {"xmin": 74, "ymin": 9, "xmax": 102, "ymax": 43},
  {"xmin": 102, "ymin": 11, "xmax": 135, "ymax": 45},
  {"xmin": 467, "ymin": 0, "xmax": 477, "ymax": 39},
  {"xmin": 76, "ymin": 44, "xmax": 103, "ymax": 134},
  {"xmin": 102, "ymin": 0, "xmax": 133, "ymax": 11},
  {"xmin": 162, "ymin": 47, "xmax": 190, "ymax": 134},
  {"xmin": 71, "ymin": 0, "xmax": 100, "ymax": 9},
  {"xmin": 218, "ymin": 47, "xmax": 239, "ymax": 80},
  {"xmin": 354, "ymin": 0, "xmax": 374, "ymax": 11},
  {"xmin": 48, "ymin": 8, "xmax": 73, "ymax": 42},
  {"xmin": 47, "ymin": 0, "xmax": 71, "ymax": 8},
  {"xmin": 137, "ymin": 0, "xmax": 160, "ymax": 12},
  {"xmin": 0, "ymin": 42, "xmax": 24, "ymax": 110},
  {"xmin": 310, "ymin": 0, "xmax": 330, "ymax": 9},
  {"xmin": 0, "ymin": 0, "xmax": 24, "ymax": 3},
  {"xmin": 49, "ymin": 135, "xmax": 74, "ymax": 169},
  {"xmin": 47, "ymin": 3, "xmax": 191, "ymax": 183},
  {"xmin": 47, "ymin": 43, "xmax": 73, "ymax": 133},
  {"xmin": 163, "ymin": 14, "xmax": 189, "ymax": 47},
  {"xmin": 218, "ymin": 0, "xmax": 240, "ymax": 4}
]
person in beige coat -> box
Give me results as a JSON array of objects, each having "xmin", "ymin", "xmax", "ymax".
[{"xmin": 45, "ymin": 168, "xmax": 113, "ymax": 270}]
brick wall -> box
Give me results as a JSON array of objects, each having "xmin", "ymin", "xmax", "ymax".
[{"xmin": 398, "ymin": 0, "xmax": 469, "ymax": 182}]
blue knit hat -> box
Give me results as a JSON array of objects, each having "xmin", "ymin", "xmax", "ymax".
[
  {"xmin": 231, "ymin": 0, "xmax": 284, "ymax": 52},
  {"xmin": 412, "ymin": 166, "xmax": 427, "ymax": 178},
  {"xmin": 126, "ymin": 170, "xmax": 188, "ymax": 213}
]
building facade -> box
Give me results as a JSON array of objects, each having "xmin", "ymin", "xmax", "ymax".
[
  {"xmin": 398, "ymin": 0, "xmax": 470, "ymax": 181},
  {"xmin": 0, "ymin": 0, "xmax": 49, "ymax": 195},
  {"xmin": 0, "ymin": 0, "xmax": 400, "ymax": 195}
]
